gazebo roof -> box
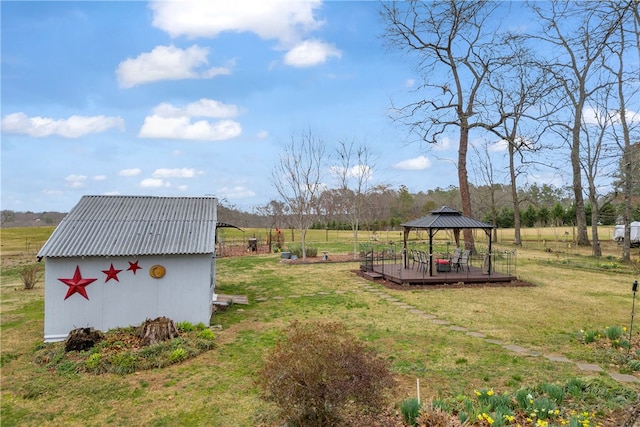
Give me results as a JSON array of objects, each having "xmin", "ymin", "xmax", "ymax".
[{"xmin": 401, "ymin": 206, "xmax": 494, "ymax": 230}]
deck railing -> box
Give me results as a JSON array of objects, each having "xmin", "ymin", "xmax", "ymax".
[{"xmin": 360, "ymin": 243, "xmax": 517, "ymax": 277}]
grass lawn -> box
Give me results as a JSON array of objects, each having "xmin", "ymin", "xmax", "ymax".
[{"xmin": 1, "ymin": 226, "xmax": 640, "ymax": 426}]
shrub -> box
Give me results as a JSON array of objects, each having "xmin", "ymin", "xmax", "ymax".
[
  {"xmin": 257, "ymin": 321, "xmax": 395, "ymax": 426},
  {"xmin": 20, "ymin": 264, "xmax": 40, "ymax": 289},
  {"xmin": 287, "ymin": 244, "xmax": 318, "ymax": 258}
]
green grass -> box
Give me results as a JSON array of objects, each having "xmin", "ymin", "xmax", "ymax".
[{"xmin": 1, "ymin": 226, "xmax": 639, "ymax": 426}]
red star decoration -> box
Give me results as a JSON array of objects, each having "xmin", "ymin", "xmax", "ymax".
[
  {"xmin": 58, "ymin": 266, "xmax": 97, "ymax": 300},
  {"xmin": 127, "ymin": 260, "xmax": 142, "ymax": 275},
  {"xmin": 102, "ymin": 263, "xmax": 122, "ymax": 282}
]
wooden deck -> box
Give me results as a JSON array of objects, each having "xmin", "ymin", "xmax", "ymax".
[{"xmin": 368, "ymin": 263, "xmax": 516, "ymax": 285}]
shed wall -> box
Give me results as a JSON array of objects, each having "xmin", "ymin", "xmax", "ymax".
[{"xmin": 43, "ymin": 254, "xmax": 215, "ymax": 342}]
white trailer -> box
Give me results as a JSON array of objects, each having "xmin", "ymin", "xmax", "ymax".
[{"xmin": 613, "ymin": 221, "xmax": 640, "ymax": 246}]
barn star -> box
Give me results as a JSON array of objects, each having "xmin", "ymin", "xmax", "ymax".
[
  {"xmin": 102, "ymin": 263, "xmax": 122, "ymax": 282},
  {"xmin": 58, "ymin": 266, "xmax": 97, "ymax": 300},
  {"xmin": 127, "ymin": 260, "xmax": 141, "ymax": 275}
]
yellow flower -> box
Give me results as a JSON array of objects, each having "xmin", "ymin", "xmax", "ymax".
[
  {"xmin": 475, "ymin": 390, "xmax": 481, "ymax": 396},
  {"xmin": 487, "ymin": 389, "xmax": 494, "ymax": 396}
]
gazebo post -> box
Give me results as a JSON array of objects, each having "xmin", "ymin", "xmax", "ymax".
[
  {"xmin": 429, "ymin": 229, "xmax": 434, "ymax": 276},
  {"xmin": 403, "ymin": 227, "xmax": 410, "ymax": 269}
]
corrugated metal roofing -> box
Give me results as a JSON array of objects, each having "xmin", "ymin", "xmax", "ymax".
[
  {"xmin": 401, "ymin": 206, "xmax": 494, "ymax": 230},
  {"xmin": 37, "ymin": 195, "xmax": 217, "ymax": 258}
]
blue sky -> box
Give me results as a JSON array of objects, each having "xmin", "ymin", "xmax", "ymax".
[{"xmin": 2, "ymin": 1, "xmax": 536, "ymax": 213}]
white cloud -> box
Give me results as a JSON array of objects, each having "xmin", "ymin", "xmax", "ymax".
[
  {"xmin": 1, "ymin": 112, "xmax": 124, "ymax": 138},
  {"xmin": 139, "ymin": 116, "xmax": 241, "ymax": 141},
  {"xmin": 176, "ymin": 184, "xmax": 188, "ymax": 191},
  {"xmin": 139, "ymin": 99, "xmax": 242, "ymax": 141},
  {"xmin": 119, "ymin": 168, "xmax": 142, "ymax": 177},
  {"xmin": 149, "ymin": 1, "xmax": 337, "ymax": 69},
  {"xmin": 153, "ymin": 99, "xmax": 238, "ymax": 119},
  {"xmin": 218, "ymin": 186, "xmax": 256, "ymax": 199},
  {"xmin": 116, "ymin": 45, "xmax": 230, "ymax": 88},
  {"xmin": 93, "ymin": 175, "xmax": 107, "ymax": 181},
  {"xmin": 405, "ymin": 79, "xmax": 415, "ymax": 88},
  {"xmin": 151, "ymin": 168, "xmax": 204, "ymax": 179},
  {"xmin": 172, "ymin": 149, "xmax": 183, "ymax": 156},
  {"xmin": 150, "ymin": 1, "xmax": 323, "ymax": 45},
  {"xmin": 140, "ymin": 178, "xmax": 165, "ymax": 188},
  {"xmin": 43, "ymin": 189, "xmax": 63, "ymax": 196},
  {"xmin": 434, "ymin": 136, "xmax": 453, "ymax": 151},
  {"xmin": 488, "ymin": 140, "xmax": 508, "ymax": 153},
  {"xmin": 393, "ymin": 156, "xmax": 432, "ymax": 170},
  {"xmin": 283, "ymin": 39, "xmax": 341, "ymax": 67},
  {"xmin": 104, "ymin": 191, "xmax": 120, "ymax": 195},
  {"xmin": 65, "ymin": 174, "xmax": 87, "ymax": 188},
  {"xmin": 257, "ymin": 130, "xmax": 269, "ymax": 139}
]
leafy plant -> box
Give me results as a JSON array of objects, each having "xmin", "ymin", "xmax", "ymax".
[
  {"xmin": 256, "ymin": 320, "xmax": 395, "ymax": 426},
  {"xmin": 168, "ymin": 347, "xmax": 186, "ymax": 363},
  {"xmin": 400, "ymin": 397, "xmax": 420, "ymax": 426},
  {"xmin": 176, "ymin": 321, "xmax": 195, "ymax": 332},
  {"xmin": 605, "ymin": 325, "xmax": 623, "ymax": 341}
]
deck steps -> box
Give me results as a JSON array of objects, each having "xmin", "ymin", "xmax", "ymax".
[{"xmin": 213, "ymin": 294, "xmax": 249, "ymax": 306}]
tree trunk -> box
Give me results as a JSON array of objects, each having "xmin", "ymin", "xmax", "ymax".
[
  {"xmin": 138, "ymin": 317, "xmax": 179, "ymax": 346},
  {"xmin": 571, "ymin": 118, "xmax": 590, "ymax": 246},
  {"xmin": 509, "ymin": 144, "xmax": 522, "ymax": 246},
  {"xmin": 458, "ymin": 126, "xmax": 475, "ymax": 252}
]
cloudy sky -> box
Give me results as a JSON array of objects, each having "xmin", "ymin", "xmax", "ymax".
[{"xmin": 1, "ymin": 1, "xmax": 523, "ymax": 213}]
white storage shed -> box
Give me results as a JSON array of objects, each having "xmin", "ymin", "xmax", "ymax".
[{"xmin": 37, "ymin": 195, "xmax": 217, "ymax": 342}]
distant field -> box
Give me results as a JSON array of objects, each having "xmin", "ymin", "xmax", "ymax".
[{"xmin": 1, "ymin": 224, "xmax": 640, "ymax": 425}]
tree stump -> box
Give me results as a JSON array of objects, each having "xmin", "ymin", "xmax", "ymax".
[
  {"xmin": 138, "ymin": 316, "xmax": 179, "ymax": 346},
  {"xmin": 65, "ymin": 327, "xmax": 104, "ymax": 352}
]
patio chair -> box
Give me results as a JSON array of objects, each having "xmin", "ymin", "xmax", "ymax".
[
  {"xmin": 412, "ymin": 250, "xmax": 420, "ymax": 270},
  {"xmin": 457, "ymin": 250, "xmax": 471, "ymax": 272},
  {"xmin": 450, "ymin": 248, "xmax": 461, "ymax": 270},
  {"xmin": 418, "ymin": 250, "xmax": 429, "ymax": 274}
]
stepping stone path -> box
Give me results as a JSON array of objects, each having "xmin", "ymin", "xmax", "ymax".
[
  {"xmin": 247, "ymin": 284, "xmax": 640, "ymax": 384},
  {"xmin": 357, "ymin": 283, "xmax": 640, "ymax": 384}
]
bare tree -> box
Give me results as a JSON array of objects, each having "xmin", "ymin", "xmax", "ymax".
[
  {"xmin": 603, "ymin": 0, "xmax": 640, "ymax": 262},
  {"xmin": 580, "ymin": 85, "xmax": 619, "ymax": 257},
  {"xmin": 272, "ymin": 130, "xmax": 326, "ymax": 260},
  {"xmin": 381, "ymin": 0, "xmax": 509, "ymax": 252},
  {"xmin": 333, "ymin": 140, "xmax": 374, "ymax": 259},
  {"xmin": 485, "ymin": 33, "xmax": 557, "ymax": 246},
  {"xmin": 471, "ymin": 142, "xmax": 502, "ymax": 242},
  {"xmin": 528, "ymin": 1, "xmax": 625, "ymax": 247}
]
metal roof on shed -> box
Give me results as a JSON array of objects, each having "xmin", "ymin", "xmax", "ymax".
[
  {"xmin": 37, "ymin": 195, "xmax": 217, "ymax": 258},
  {"xmin": 401, "ymin": 206, "xmax": 494, "ymax": 230}
]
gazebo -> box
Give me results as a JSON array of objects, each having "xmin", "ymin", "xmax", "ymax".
[{"xmin": 401, "ymin": 206, "xmax": 494, "ymax": 277}]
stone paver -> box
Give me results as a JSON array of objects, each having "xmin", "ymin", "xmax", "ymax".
[
  {"xmin": 255, "ymin": 297, "xmax": 268, "ymax": 301},
  {"xmin": 576, "ymin": 363, "xmax": 604, "ymax": 372},
  {"xmin": 503, "ymin": 344, "xmax": 531, "ymax": 354},
  {"xmin": 449, "ymin": 325, "xmax": 468, "ymax": 332},
  {"xmin": 432, "ymin": 319, "xmax": 450, "ymax": 325},
  {"xmin": 609, "ymin": 372, "xmax": 640, "ymax": 383},
  {"xmin": 544, "ymin": 354, "xmax": 572, "ymax": 363},
  {"xmin": 485, "ymin": 339, "xmax": 505, "ymax": 345},
  {"xmin": 466, "ymin": 331, "xmax": 487, "ymax": 338}
]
